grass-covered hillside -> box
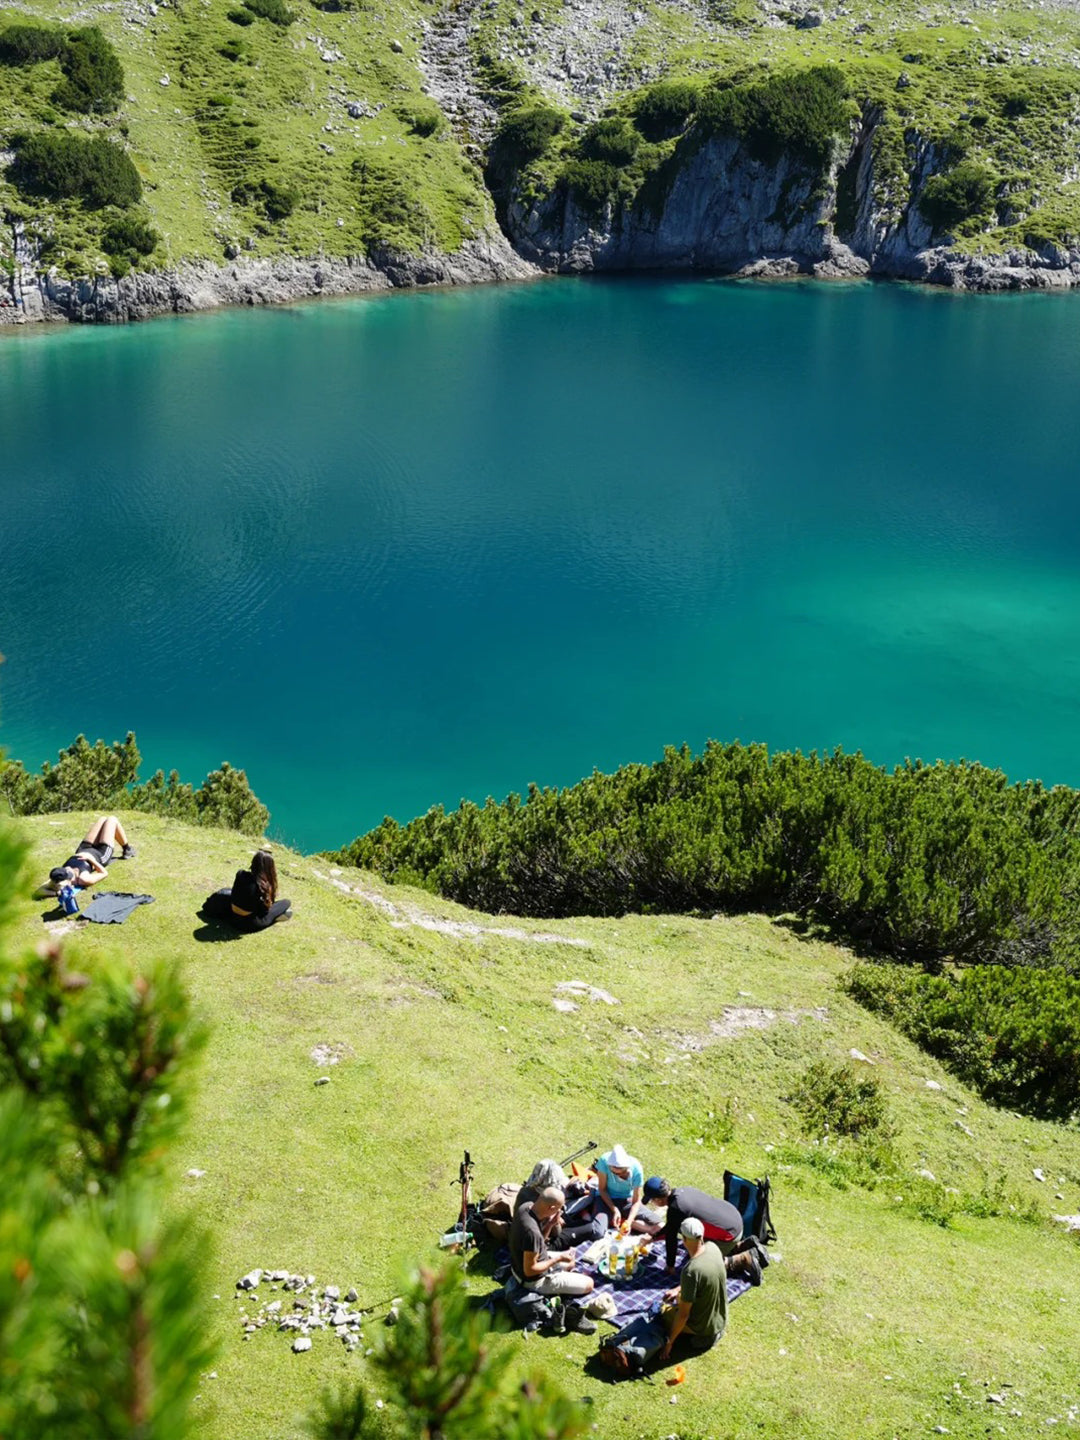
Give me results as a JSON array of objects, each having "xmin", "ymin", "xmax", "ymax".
[
  {"xmin": 2, "ymin": 0, "xmax": 1080, "ymax": 289},
  {"xmin": 9, "ymin": 811, "xmax": 1080, "ymax": 1439}
]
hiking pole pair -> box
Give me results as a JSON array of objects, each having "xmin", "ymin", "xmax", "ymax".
[{"xmin": 559, "ymin": 1140, "xmax": 600, "ymax": 1170}]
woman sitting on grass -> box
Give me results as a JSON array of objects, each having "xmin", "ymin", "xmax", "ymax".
[
  {"xmin": 47, "ymin": 815, "xmax": 134, "ymax": 891},
  {"xmin": 204, "ymin": 849, "xmax": 292, "ymax": 931}
]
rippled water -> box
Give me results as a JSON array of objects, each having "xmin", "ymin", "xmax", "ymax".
[{"xmin": 3, "ymin": 277, "xmax": 1080, "ymax": 851}]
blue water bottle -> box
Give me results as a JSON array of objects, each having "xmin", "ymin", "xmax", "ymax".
[{"xmin": 58, "ymin": 884, "xmax": 80, "ymax": 916}]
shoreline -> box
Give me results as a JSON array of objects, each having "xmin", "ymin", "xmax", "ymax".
[{"xmin": 4, "ymin": 232, "xmax": 1080, "ymax": 331}]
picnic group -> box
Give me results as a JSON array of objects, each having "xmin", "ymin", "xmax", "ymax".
[
  {"xmin": 41, "ymin": 821, "xmax": 772, "ymax": 1380},
  {"xmin": 477, "ymin": 1144, "xmax": 774, "ymax": 1378}
]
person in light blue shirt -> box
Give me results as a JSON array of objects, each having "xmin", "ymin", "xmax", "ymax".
[{"xmin": 595, "ymin": 1144, "xmax": 646, "ymax": 1231}]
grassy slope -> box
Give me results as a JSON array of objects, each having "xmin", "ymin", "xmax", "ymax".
[
  {"xmin": 0, "ymin": 0, "xmax": 493, "ymax": 276},
  {"xmin": 11, "ymin": 811, "xmax": 1080, "ymax": 1440},
  {"xmin": 3, "ymin": 0, "xmax": 1080, "ymax": 281}
]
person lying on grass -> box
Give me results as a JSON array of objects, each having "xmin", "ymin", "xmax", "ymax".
[
  {"xmin": 47, "ymin": 815, "xmax": 134, "ymax": 891},
  {"xmin": 514, "ymin": 1160, "xmax": 609, "ymax": 1248}
]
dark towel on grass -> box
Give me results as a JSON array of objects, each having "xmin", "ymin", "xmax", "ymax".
[{"xmin": 82, "ymin": 892, "xmax": 155, "ymax": 925}]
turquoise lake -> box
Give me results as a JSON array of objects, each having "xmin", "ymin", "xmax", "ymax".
[{"xmin": 3, "ymin": 277, "xmax": 1080, "ymax": 853}]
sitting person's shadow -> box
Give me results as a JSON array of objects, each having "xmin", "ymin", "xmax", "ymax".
[{"xmin": 193, "ymin": 910, "xmax": 245, "ymax": 943}]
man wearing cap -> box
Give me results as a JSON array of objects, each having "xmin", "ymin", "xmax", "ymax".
[
  {"xmin": 659, "ymin": 1217, "xmax": 727, "ymax": 1360},
  {"xmin": 642, "ymin": 1178, "xmax": 745, "ymax": 1270},
  {"xmin": 595, "ymin": 1144, "xmax": 646, "ymax": 1231},
  {"xmin": 509, "ymin": 1187, "xmax": 595, "ymax": 1300}
]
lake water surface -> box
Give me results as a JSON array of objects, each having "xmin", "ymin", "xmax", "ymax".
[{"xmin": 3, "ymin": 277, "xmax": 1080, "ymax": 852}]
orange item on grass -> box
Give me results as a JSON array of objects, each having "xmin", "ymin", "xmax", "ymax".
[{"xmin": 666, "ymin": 1366, "xmax": 686, "ymax": 1387}]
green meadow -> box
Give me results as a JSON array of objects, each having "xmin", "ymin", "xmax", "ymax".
[
  {"xmin": 9, "ymin": 811, "xmax": 1080, "ymax": 1439},
  {"xmin": 3, "ymin": 0, "xmax": 1080, "ymax": 283}
]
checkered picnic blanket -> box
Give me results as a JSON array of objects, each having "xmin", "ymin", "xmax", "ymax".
[{"xmin": 576, "ymin": 1237, "xmax": 750, "ymax": 1323}]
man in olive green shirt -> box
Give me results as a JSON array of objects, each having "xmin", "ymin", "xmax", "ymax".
[{"xmin": 660, "ymin": 1216, "xmax": 728, "ymax": 1359}]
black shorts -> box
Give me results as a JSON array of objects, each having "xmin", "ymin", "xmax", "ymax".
[{"xmin": 76, "ymin": 841, "xmax": 113, "ymax": 866}]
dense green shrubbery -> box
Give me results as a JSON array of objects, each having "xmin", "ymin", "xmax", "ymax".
[
  {"xmin": 560, "ymin": 158, "xmax": 620, "ymax": 216},
  {"xmin": 633, "ymin": 80, "xmax": 700, "ymax": 142},
  {"xmin": 698, "ymin": 65, "xmax": 851, "ymax": 171},
  {"xmin": 1, "ymin": 733, "xmax": 269, "ymax": 836},
  {"xmin": 231, "ymin": 176, "xmax": 298, "ymax": 219},
  {"xmin": 0, "ymin": 24, "xmax": 67, "ymax": 65},
  {"xmin": 242, "ymin": 0, "xmax": 296, "ymax": 25},
  {"xmin": 846, "ymin": 962, "xmax": 1080, "ymax": 1121},
  {"xmin": 0, "ymin": 825, "xmax": 214, "ymax": 1437},
  {"xmin": 488, "ymin": 103, "xmax": 565, "ymax": 178},
  {"xmin": 392, "ymin": 96, "xmax": 444, "ymax": 138},
  {"xmin": 790, "ymin": 1060, "xmax": 891, "ymax": 1140},
  {"xmin": 582, "ymin": 117, "xmax": 640, "ymax": 166},
  {"xmin": 0, "ymin": 22, "xmax": 124, "ymax": 111},
  {"xmin": 919, "ymin": 159, "xmax": 996, "ymax": 233},
  {"xmin": 11, "ymin": 132, "xmax": 141, "ymax": 208},
  {"xmin": 52, "ymin": 26, "xmax": 124, "ymax": 113},
  {"xmin": 101, "ymin": 212, "xmax": 159, "ymax": 264},
  {"xmin": 336, "ymin": 741, "xmax": 1080, "ymax": 970}
]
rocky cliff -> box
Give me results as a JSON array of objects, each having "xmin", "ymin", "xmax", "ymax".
[
  {"xmin": 2, "ymin": 225, "xmax": 535, "ymax": 325},
  {"xmin": 507, "ymin": 110, "xmax": 1080, "ymax": 291}
]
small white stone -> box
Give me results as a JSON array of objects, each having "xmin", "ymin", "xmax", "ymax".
[
  {"xmin": 315, "ymin": 1076, "xmax": 331, "ymax": 1086},
  {"xmin": 293, "ymin": 1336, "xmax": 313, "ymax": 1353}
]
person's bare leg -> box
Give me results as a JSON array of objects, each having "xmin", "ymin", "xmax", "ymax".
[{"xmin": 84, "ymin": 816, "xmax": 127, "ymax": 848}]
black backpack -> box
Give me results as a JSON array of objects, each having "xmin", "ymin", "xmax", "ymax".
[{"xmin": 723, "ymin": 1170, "xmax": 777, "ymax": 1245}]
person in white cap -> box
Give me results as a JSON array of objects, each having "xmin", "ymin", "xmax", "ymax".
[
  {"xmin": 659, "ymin": 1216, "xmax": 728, "ymax": 1359},
  {"xmin": 595, "ymin": 1144, "xmax": 646, "ymax": 1231}
]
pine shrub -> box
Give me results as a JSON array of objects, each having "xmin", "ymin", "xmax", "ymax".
[
  {"xmin": 52, "ymin": 26, "xmax": 124, "ymax": 114},
  {"xmin": 846, "ymin": 962, "xmax": 1080, "ymax": 1120},
  {"xmin": 11, "ymin": 131, "xmax": 141, "ymax": 208},
  {"xmin": 697, "ymin": 65, "xmax": 851, "ymax": 171}
]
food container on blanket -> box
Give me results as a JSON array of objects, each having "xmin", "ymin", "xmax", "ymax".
[{"xmin": 605, "ymin": 1234, "xmax": 646, "ymax": 1282}]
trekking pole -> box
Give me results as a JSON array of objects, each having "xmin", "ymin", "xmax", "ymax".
[
  {"xmin": 458, "ymin": 1150, "xmax": 475, "ymax": 1230},
  {"xmin": 558, "ymin": 1140, "xmax": 600, "ymax": 1170},
  {"xmin": 353, "ymin": 1294, "xmax": 398, "ymax": 1316}
]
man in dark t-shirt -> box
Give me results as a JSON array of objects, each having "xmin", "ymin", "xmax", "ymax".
[
  {"xmin": 508, "ymin": 1188, "xmax": 594, "ymax": 1299},
  {"xmin": 642, "ymin": 1178, "xmax": 744, "ymax": 1269}
]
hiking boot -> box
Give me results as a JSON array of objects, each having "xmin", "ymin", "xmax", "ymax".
[
  {"xmin": 563, "ymin": 1303, "xmax": 597, "ymax": 1336},
  {"xmin": 731, "ymin": 1236, "xmax": 770, "ymax": 1269},
  {"xmin": 725, "ymin": 1250, "xmax": 762, "ymax": 1287},
  {"xmin": 121, "ymin": 844, "xmax": 136, "ymax": 860},
  {"xmin": 543, "ymin": 1303, "xmax": 566, "ymax": 1336}
]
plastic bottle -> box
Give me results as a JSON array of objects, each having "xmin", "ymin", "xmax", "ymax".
[{"xmin": 58, "ymin": 884, "xmax": 79, "ymax": 916}]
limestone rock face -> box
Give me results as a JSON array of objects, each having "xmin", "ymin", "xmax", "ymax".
[
  {"xmin": 505, "ymin": 113, "xmax": 1080, "ymax": 293},
  {"xmin": 0, "ymin": 231, "xmax": 537, "ymax": 326}
]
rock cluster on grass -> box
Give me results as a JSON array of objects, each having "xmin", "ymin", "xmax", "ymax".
[{"xmin": 235, "ymin": 1269, "xmax": 372, "ymax": 1353}]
